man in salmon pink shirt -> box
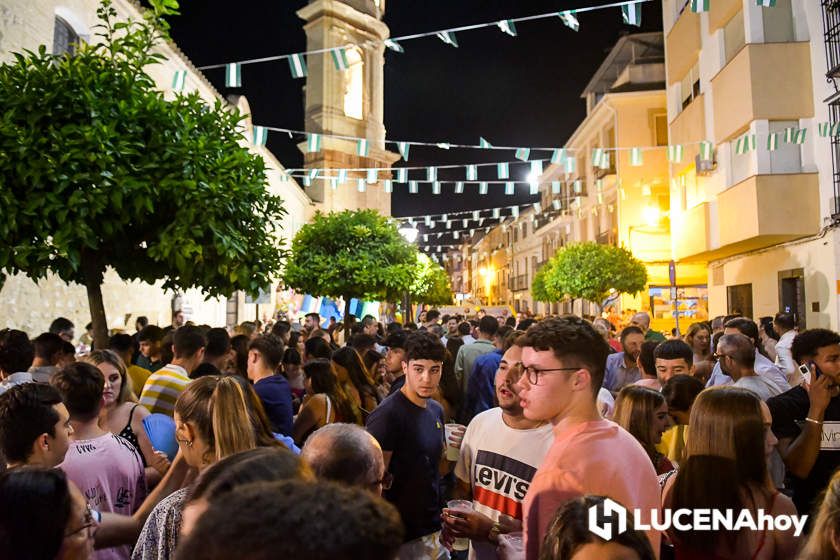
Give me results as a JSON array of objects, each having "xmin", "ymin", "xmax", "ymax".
[{"xmin": 516, "ymin": 317, "xmax": 661, "ymax": 560}]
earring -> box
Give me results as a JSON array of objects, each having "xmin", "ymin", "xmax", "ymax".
[{"xmin": 177, "ymin": 438, "xmax": 194, "ymax": 448}]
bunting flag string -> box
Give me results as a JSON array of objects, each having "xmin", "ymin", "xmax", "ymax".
[
  {"xmin": 261, "ymin": 124, "xmax": 697, "ymax": 155},
  {"xmin": 197, "ymin": 1, "xmax": 657, "ymax": 74}
]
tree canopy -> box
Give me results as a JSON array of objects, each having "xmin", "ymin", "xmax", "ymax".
[
  {"xmin": 0, "ymin": 0, "xmax": 286, "ymax": 347},
  {"xmin": 283, "ymin": 210, "xmax": 417, "ymax": 320},
  {"xmin": 394, "ymin": 253, "xmax": 453, "ymax": 306},
  {"xmin": 541, "ymin": 242, "xmax": 647, "ymax": 305}
]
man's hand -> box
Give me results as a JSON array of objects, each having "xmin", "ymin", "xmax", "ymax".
[
  {"xmin": 805, "ymin": 370, "xmax": 836, "ymax": 419},
  {"xmin": 441, "ymin": 508, "xmax": 494, "ymax": 541},
  {"xmin": 149, "ymin": 450, "xmax": 170, "ymax": 476},
  {"xmin": 496, "ymin": 532, "xmax": 524, "ymax": 560}
]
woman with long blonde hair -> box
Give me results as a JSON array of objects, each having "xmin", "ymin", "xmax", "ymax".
[
  {"xmin": 663, "ymin": 387, "xmax": 800, "ymax": 560},
  {"xmin": 613, "ymin": 385, "xmax": 674, "ymax": 475},
  {"xmin": 133, "ymin": 375, "xmax": 285, "ymax": 559},
  {"xmin": 799, "ymin": 470, "xmax": 840, "ymax": 559},
  {"xmin": 83, "ymin": 350, "xmax": 170, "ymax": 481}
]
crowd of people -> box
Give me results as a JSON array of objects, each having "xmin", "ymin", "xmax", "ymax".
[{"xmin": 0, "ymin": 308, "xmax": 839, "ymax": 560}]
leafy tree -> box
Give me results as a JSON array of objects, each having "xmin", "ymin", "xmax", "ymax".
[
  {"xmin": 543, "ymin": 243, "xmax": 647, "ymax": 309},
  {"xmin": 0, "ymin": 0, "xmax": 286, "ymax": 348},
  {"xmin": 283, "ymin": 210, "xmax": 417, "ymax": 332},
  {"xmin": 531, "ymin": 262, "xmax": 552, "ymax": 303},
  {"xmin": 394, "ymin": 253, "xmax": 452, "ymax": 307}
]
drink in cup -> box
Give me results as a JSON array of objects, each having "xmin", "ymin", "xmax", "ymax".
[
  {"xmin": 444, "ymin": 423, "xmax": 465, "ymax": 461},
  {"xmin": 446, "ymin": 499, "xmax": 473, "ymax": 551}
]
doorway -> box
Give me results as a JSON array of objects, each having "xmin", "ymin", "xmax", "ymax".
[
  {"xmin": 727, "ymin": 284, "xmax": 753, "ymax": 318},
  {"xmin": 778, "ymin": 269, "xmax": 806, "ymax": 329}
]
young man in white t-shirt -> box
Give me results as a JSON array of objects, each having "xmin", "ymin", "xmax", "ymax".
[{"xmin": 442, "ymin": 340, "xmax": 553, "ymax": 559}]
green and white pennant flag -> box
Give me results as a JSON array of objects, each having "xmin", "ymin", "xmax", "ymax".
[
  {"xmin": 172, "ymin": 70, "xmax": 187, "ymax": 91},
  {"xmin": 766, "ymin": 132, "xmax": 779, "ymax": 151},
  {"xmin": 466, "ymin": 164, "xmax": 477, "ymax": 181},
  {"xmin": 573, "ymin": 180, "xmax": 582, "ymax": 194},
  {"xmin": 622, "ymin": 2, "xmax": 643, "ymax": 26},
  {"xmin": 530, "ymin": 182, "xmax": 539, "ymax": 195},
  {"xmin": 551, "ymin": 149, "xmax": 565, "ymax": 164},
  {"xmin": 479, "ymin": 137, "xmax": 493, "ymax": 149},
  {"xmin": 409, "ymin": 180, "xmax": 419, "ymax": 193},
  {"xmin": 427, "ymin": 167, "xmax": 437, "ymax": 182},
  {"xmin": 497, "ymin": 163, "xmax": 510, "ymax": 179},
  {"xmin": 533, "ymin": 202, "xmax": 542, "ymax": 214},
  {"xmin": 552, "ymin": 200, "xmax": 562, "ymax": 210},
  {"xmin": 531, "ymin": 160, "xmax": 543, "ymax": 177},
  {"xmin": 455, "ymin": 181, "xmax": 464, "ymax": 193},
  {"xmin": 699, "ymin": 141, "xmax": 714, "ymax": 161},
  {"xmin": 225, "ymin": 63, "xmax": 242, "ymax": 87},
  {"xmin": 252, "ymin": 126, "xmax": 268, "ymax": 147},
  {"xmin": 383, "ymin": 180, "xmax": 393, "ymax": 193},
  {"xmin": 357, "ymin": 139, "xmax": 370, "ymax": 157},
  {"xmin": 384, "ymin": 39, "xmax": 404, "ymax": 53},
  {"xmin": 592, "ymin": 148, "xmax": 604, "ymax": 167},
  {"xmin": 558, "ymin": 11, "xmax": 579, "ymax": 31},
  {"xmin": 395, "ymin": 168, "xmax": 407, "ymax": 183},
  {"xmin": 308, "ymin": 169, "xmax": 319, "ymax": 182},
  {"xmin": 565, "ymin": 157, "xmax": 576, "ymax": 174},
  {"xmin": 397, "ymin": 142, "xmax": 410, "ymax": 161},
  {"xmin": 736, "ymin": 134, "xmax": 756, "ymax": 154},
  {"xmin": 331, "ymin": 47, "xmax": 351, "ymax": 71},
  {"xmin": 436, "ymin": 31, "xmax": 459, "ymax": 47},
  {"xmin": 667, "ymin": 144, "xmax": 684, "ymax": 163},
  {"xmin": 463, "ymin": 219, "xmax": 469, "ymax": 228},
  {"xmin": 551, "ymin": 181, "xmax": 561, "ymax": 194},
  {"xmin": 511, "ymin": 206, "xmax": 520, "ymax": 218},
  {"xmin": 479, "ymin": 182, "xmax": 488, "ymax": 195},
  {"xmin": 432, "ymin": 181, "xmax": 441, "ymax": 195},
  {"xmin": 794, "ymin": 128, "xmax": 807, "ymax": 145},
  {"xmin": 515, "ymin": 148, "xmax": 530, "ymax": 161},
  {"xmin": 493, "ymin": 208, "xmax": 500, "ymax": 219},
  {"xmin": 454, "ymin": 231, "xmax": 460, "ymax": 240},
  {"xmin": 630, "ymin": 147, "xmax": 643, "ymax": 166},
  {"xmin": 288, "ymin": 54, "xmax": 307, "ymax": 78},
  {"xmin": 367, "ymin": 168, "xmax": 378, "ymax": 183},
  {"xmin": 819, "ymin": 123, "xmax": 830, "ymax": 137},
  {"xmin": 330, "ymin": 178, "xmax": 338, "ymax": 190},
  {"xmin": 474, "ymin": 211, "xmax": 480, "ymax": 220},
  {"xmin": 690, "ymin": 0, "xmax": 710, "ymax": 13},
  {"xmin": 357, "ymin": 178, "xmax": 366, "ymax": 192},
  {"xmin": 337, "ymin": 169, "xmax": 348, "ymax": 184},
  {"xmin": 307, "ymin": 133, "xmax": 321, "ymax": 153},
  {"xmin": 756, "ymin": 0, "xmax": 777, "ymax": 7},
  {"xmin": 598, "ymin": 151, "xmax": 611, "ymax": 170},
  {"xmin": 497, "ymin": 20, "xmax": 517, "ymax": 37}
]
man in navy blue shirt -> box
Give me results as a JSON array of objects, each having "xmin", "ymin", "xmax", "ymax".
[
  {"xmin": 247, "ymin": 335, "xmax": 293, "ymax": 437},
  {"xmin": 367, "ymin": 331, "xmax": 455, "ymax": 559}
]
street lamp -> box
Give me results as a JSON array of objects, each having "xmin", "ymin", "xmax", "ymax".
[{"xmin": 398, "ymin": 224, "xmax": 419, "ymax": 322}]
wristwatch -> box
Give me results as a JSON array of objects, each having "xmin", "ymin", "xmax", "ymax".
[{"xmin": 488, "ymin": 521, "xmax": 502, "ymax": 543}]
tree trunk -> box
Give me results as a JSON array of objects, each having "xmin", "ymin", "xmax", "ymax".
[
  {"xmin": 81, "ymin": 252, "xmax": 109, "ymax": 350},
  {"xmin": 343, "ymin": 297, "xmax": 352, "ymax": 342}
]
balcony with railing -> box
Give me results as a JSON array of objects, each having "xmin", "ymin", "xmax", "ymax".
[{"xmin": 508, "ymin": 274, "xmax": 529, "ymax": 292}]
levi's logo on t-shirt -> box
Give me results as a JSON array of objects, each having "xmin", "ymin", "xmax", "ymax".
[{"xmin": 472, "ymin": 450, "xmax": 538, "ymax": 519}]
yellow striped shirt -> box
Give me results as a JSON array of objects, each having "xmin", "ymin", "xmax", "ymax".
[{"xmin": 139, "ymin": 364, "xmax": 190, "ymax": 416}]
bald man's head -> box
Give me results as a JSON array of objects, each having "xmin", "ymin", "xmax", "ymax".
[
  {"xmin": 630, "ymin": 312, "xmax": 651, "ymax": 332},
  {"xmin": 301, "ymin": 424, "xmax": 386, "ymax": 494}
]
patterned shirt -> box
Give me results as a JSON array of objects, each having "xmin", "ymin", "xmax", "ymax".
[{"xmin": 139, "ymin": 364, "xmax": 190, "ymax": 416}]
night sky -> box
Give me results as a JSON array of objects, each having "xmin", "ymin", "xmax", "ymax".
[{"xmin": 166, "ymin": 1, "xmax": 663, "ymax": 221}]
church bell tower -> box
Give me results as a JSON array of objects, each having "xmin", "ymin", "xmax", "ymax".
[{"xmin": 297, "ymin": 0, "xmax": 399, "ymax": 215}]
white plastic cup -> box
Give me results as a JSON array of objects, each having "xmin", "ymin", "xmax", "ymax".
[
  {"xmin": 444, "ymin": 423, "xmax": 465, "ymax": 461},
  {"xmin": 446, "ymin": 499, "xmax": 473, "ymax": 551}
]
